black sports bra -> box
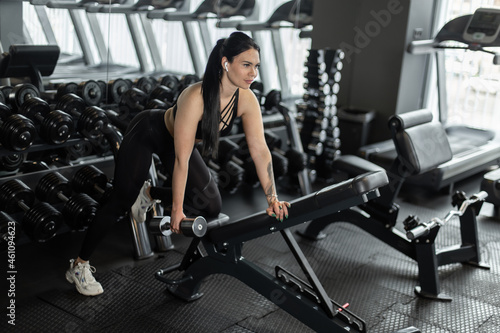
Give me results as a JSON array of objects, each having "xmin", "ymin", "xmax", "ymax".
[{"xmin": 173, "ymin": 89, "xmax": 239, "ymax": 139}]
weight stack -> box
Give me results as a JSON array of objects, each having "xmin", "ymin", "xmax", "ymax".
[{"xmin": 296, "ymin": 48, "xmax": 344, "ymax": 180}]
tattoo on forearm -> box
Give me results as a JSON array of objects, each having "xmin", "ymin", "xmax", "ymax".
[{"xmin": 265, "ymin": 162, "xmax": 276, "ymax": 203}]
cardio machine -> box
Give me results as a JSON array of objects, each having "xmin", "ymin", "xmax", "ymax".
[{"xmin": 361, "ymin": 7, "xmax": 500, "ymax": 193}]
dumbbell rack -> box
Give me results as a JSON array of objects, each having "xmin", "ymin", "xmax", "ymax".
[{"xmin": 297, "ymin": 48, "xmax": 344, "ymax": 181}]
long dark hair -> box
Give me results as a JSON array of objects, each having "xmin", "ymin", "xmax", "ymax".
[{"xmin": 201, "ymin": 31, "xmax": 260, "ymax": 158}]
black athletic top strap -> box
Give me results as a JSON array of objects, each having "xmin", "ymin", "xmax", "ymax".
[{"xmin": 172, "ymin": 88, "xmax": 239, "ymax": 139}]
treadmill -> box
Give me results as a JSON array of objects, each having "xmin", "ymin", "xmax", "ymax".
[{"xmin": 360, "ymin": 7, "xmax": 500, "ymax": 192}]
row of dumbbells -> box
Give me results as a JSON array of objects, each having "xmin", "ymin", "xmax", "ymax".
[
  {"xmin": 196, "ymin": 131, "xmax": 306, "ymax": 194},
  {"xmin": 0, "ymin": 82, "xmax": 121, "ymax": 153},
  {"xmin": 298, "ymin": 49, "xmax": 344, "ymax": 177},
  {"xmin": 0, "ymin": 164, "xmax": 112, "ymax": 248}
]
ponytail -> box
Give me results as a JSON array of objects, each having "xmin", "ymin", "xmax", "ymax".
[{"xmin": 201, "ymin": 38, "xmax": 224, "ymax": 158}]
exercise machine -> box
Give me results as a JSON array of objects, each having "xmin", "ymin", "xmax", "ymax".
[
  {"xmin": 155, "ymin": 168, "xmax": 390, "ymax": 332},
  {"xmin": 361, "ymin": 7, "xmax": 500, "ymax": 193},
  {"xmin": 299, "ymin": 109, "xmax": 490, "ymax": 301}
]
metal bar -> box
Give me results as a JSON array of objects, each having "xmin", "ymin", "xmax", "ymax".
[
  {"xmin": 280, "ymin": 228, "xmax": 336, "ymax": 317},
  {"xmin": 34, "ymin": 5, "xmax": 58, "ymax": 45},
  {"xmin": 271, "ymin": 29, "xmax": 290, "ymax": 98},
  {"xmin": 139, "ymin": 12, "xmax": 164, "ymax": 72},
  {"xmin": 68, "ymin": 9, "xmax": 97, "ymax": 66}
]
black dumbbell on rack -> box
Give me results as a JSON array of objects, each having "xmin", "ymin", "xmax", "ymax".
[
  {"xmin": 0, "ymin": 102, "xmax": 36, "ymax": 152},
  {"xmin": 0, "ymin": 179, "xmax": 63, "ymax": 242},
  {"xmin": 217, "ymin": 138, "xmax": 258, "ymax": 187},
  {"xmin": 134, "ymin": 76, "xmax": 159, "ymax": 95},
  {"xmin": 118, "ymin": 87, "xmax": 149, "ymax": 119},
  {"xmin": 55, "ymin": 93, "xmax": 110, "ymax": 139},
  {"xmin": 195, "ymin": 143, "xmax": 245, "ymax": 194},
  {"xmin": 106, "ymin": 78, "xmax": 132, "ymax": 104},
  {"xmin": 76, "ymin": 80, "xmax": 103, "ymax": 106},
  {"xmin": 35, "ymin": 172, "xmax": 100, "ymax": 230},
  {"xmin": 263, "ymin": 130, "xmax": 307, "ymax": 177},
  {"xmin": 18, "ymin": 96, "xmax": 74, "ymax": 145},
  {"xmin": 72, "ymin": 165, "xmax": 113, "ymax": 204}
]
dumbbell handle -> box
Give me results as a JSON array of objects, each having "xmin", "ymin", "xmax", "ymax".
[
  {"xmin": 17, "ymin": 200, "xmax": 30, "ymax": 212},
  {"xmin": 57, "ymin": 191, "xmax": 70, "ymax": 202},
  {"xmin": 150, "ymin": 216, "xmax": 207, "ymax": 238}
]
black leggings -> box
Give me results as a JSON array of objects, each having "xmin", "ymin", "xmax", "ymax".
[{"xmin": 79, "ymin": 109, "xmax": 221, "ymax": 260}]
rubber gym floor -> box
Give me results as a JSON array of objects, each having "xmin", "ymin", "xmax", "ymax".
[{"xmin": 2, "ymin": 169, "xmax": 500, "ymax": 333}]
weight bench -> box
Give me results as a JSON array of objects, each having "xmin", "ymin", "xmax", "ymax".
[
  {"xmin": 299, "ymin": 109, "xmax": 489, "ymax": 301},
  {"xmin": 480, "ymin": 168, "xmax": 500, "ymax": 217},
  {"xmin": 155, "ymin": 169, "xmax": 389, "ymax": 332}
]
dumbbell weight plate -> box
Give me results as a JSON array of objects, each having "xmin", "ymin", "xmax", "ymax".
[
  {"xmin": 135, "ymin": 76, "xmax": 158, "ymax": 95},
  {"xmin": 56, "ymin": 82, "xmax": 78, "ymax": 100},
  {"xmin": 118, "ymin": 88, "xmax": 148, "ymax": 118},
  {"xmin": 62, "ymin": 192, "xmax": 99, "ymax": 230},
  {"xmin": 9, "ymin": 84, "xmax": 40, "ymax": 110},
  {"xmin": 0, "ymin": 89, "xmax": 4, "ymax": 104},
  {"xmin": 0, "ymin": 86, "xmax": 13, "ymax": 105},
  {"xmin": 19, "ymin": 97, "xmax": 50, "ymax": 119},
  {"xmin": 149, "ymin": 85, "xmax": 175, "ymax": 104},
  {"xmin": 159, "ymin": 75, "xmax": 180, "ymax": 92},
  {"xmin": 77, "ymin": 106, "xmax": 108, "ymax": 139},
  {"xmin": 72, "ymin": 165, "xmax": 109, "ymax": 195},
  {"xmin": 23, "ymin": 201, "xmax": 63, "ymax": 242},
  {"xmin": 107, "ymin": 79, "xmax": 130, "ymax": 104},
  {"xmin": 39, "ymin": 110, "xmax": 74, "ymax": 144},
  {"xmin": 0, "ymin": 179, "xmax": 35, "ymax": 213},
  {"xmin": 263, "ymin": 89, "xmax": 282, "ymax": 111},
  {"xmin": 55, "ymin": 93, "xmax": 86, "ymax": 116},
  {"xmin": 0, "ymin": 113, "xmax": 36, "ymax": 151},
  {"xmin": 0, "ymin": 153, "xmax": 25, "ymax": 172},
  {"xmin": 77, "ymin": 80, "xmax": 102, "ymax": 106},
  {"xmin": 35, "ymin": 172, "xmax": 72, "ymax": 204}
]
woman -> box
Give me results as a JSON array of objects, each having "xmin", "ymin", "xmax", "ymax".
[{"xmin": 65, "ymin": 31, "xmax": 291, "ymax": 296}]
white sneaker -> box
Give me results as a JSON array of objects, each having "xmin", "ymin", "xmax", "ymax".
[
  {"xmin": 65, "ymin": 259, "xmax": 104, "ymax": 296},
  {"xmin": 131, "ymin": 179, "xmax": 160, "ymax": 223}
]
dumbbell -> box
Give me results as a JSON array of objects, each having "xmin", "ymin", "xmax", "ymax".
[
  {"xmin": 0, "ymin": 211, "xmax": 21, "ymax": 252},
  {"xmin": 55, "ymin": 82, "xmax": 78, "ymax": 101},
  {"xmin": 263, "ymin": 131, "xmax": 307, "ymax": 176},
  {"xmin": 76, "ymin": 80, "xmax": 103, "ymax": 106},
  {"xmin": 217, "ymin": 138, "xmax": 258, "ymax": 186},
  {"xmin": 149, "ymin": 85, "xmax": 176, "ymax": 105},
  {"xmin": 149, "ymin": 216, "xmax": 207, "ymax": 238},
  {"xmin": 159, "ymin": 75, "xmax": 180, "ymax": 93},
  {"xmin": 0, "ymin": 102, "xmax": 36, "ymax": 151},
  {"xmin": 0, "ymin": 179, "xmax": 63, "ymax": 242},
  {"xmin": 55, "ymin": 93, "xmax": 109, "ymax": 139},
  {"xmin": 195, "ymin": 143, "xmax": 245, "ymax": 194},
  {"xmin": 8, "ymin": 83, "xmax": 42, "ymax": 111},
  {"xmin": 35, "ymin": 172, "xmax": 100, "ymax": 230},
  {"xmin": 250, "ymin": 81, "xmax": 264, "ymax": 105},
  {"xmin": 0, "ymin": 153, "xmax": 25, "ymax": 172},
  {"xmin": 134, "ymin": 76, "xmax": 159, "ymax": 95},
  {"xmin": 72, "ymin": 165, "xmax": 113, "ymax": 204},
  {"xmin": 0, "ymin": 86, "xmax": 13, "ymax": 103},
  {"xmin": 18, "ymin": 96, "xmax": 74, "ymax": 144},
  {"xmin": 263, "ymin": 89, "xmax": 282, "ymax": 113},
  {"xmin": 236, "ymin": 133, "xmax": 287, "ymax": 180},
  {"xmin": 107, "ymin": 78, "xmax": 132, "ymax": 104},
  {"xmin": 118, "ymin": 87, "xmax": 148, "ymax": 119}
]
